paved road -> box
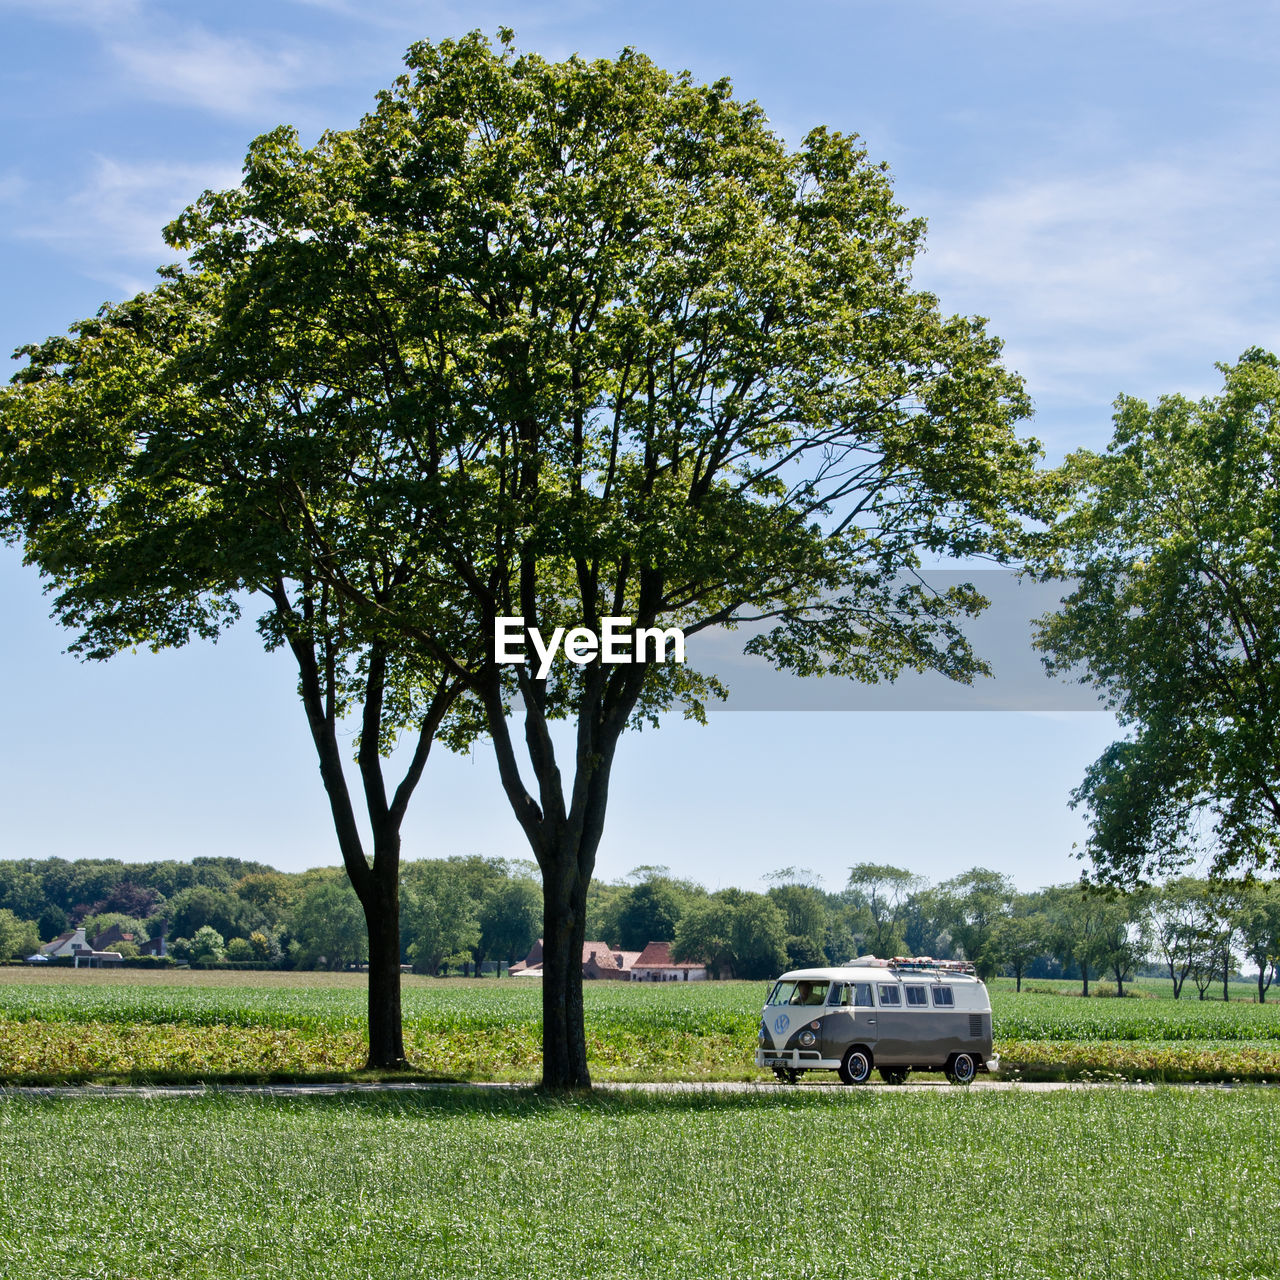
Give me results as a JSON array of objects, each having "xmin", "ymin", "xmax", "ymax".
[{"xmin": 0, "ymin": 1078, "xmax": 1266, "ymax": 1101}]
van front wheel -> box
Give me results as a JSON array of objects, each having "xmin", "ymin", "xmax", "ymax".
[
  {"xmin": 945, "ymin": 1053, "xmax": 977, "ymax": 1085},
  {"xmin": 839, "ymin": 1046, "xmax": 873, "ymax": 1086}
]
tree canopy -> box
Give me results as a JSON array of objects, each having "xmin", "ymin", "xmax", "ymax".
[
  {"xmin": 2, "ymin": 31, "xmax": 1052, "ymax": 1086},
  {"xmin": 1037, "ymin": 350, "xmax": 1280, "ymax": 884}
]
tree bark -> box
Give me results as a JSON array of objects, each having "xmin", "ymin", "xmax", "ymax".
[
  {"xmin": 540, "ymin": 862, "xmax": 590, "ymax": 1088},
  {"xmin": 363, "ymin": 873, "xmax": 406, "ymax": 1068},
  {"xmin": 480, "ymin": 654, "xmax": 638, "ymax": 1091},
  {"xmin": 274, "ymin": 586, "xmax": 458, "ymax": 1074}
]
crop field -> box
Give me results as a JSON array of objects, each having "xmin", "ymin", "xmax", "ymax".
[
  {"xmin": 1, "ymin": 1086, "xmax": 1277, "ymax": 1279},
  {"xmin": 3, "ymin": 968, "xmax": 1280, "ymax": 1082},
  {"xmin": 2, "ymin": 969, "xmax": 1279, "ymax": 1082}
]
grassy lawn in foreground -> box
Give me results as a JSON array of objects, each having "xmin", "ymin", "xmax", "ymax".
[{"xmin": 0, "ymin": 1087, "xmax": 1276, "ymax": 1280}]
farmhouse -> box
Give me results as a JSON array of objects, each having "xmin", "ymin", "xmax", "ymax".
[
  {"xmin": 39, "ymin": 928, "xmax": 88, "ymax": 958},
  {"xmin": 630, "ymin": 940, "xmax": 708, "ymax": 982},
  {"xmin": 510, "ymin": 939, "xmax": 641, "ymax": 980},
  {"xmin": 36, "ymin": 928, "xmax": 124, "ymax": 967},
  {"xmin": 90, "ymin": 923, "xmax": 135, "ymax": 951},
  {"xmin": 510, "ymin": 938, "xmax": 709, "ymax": 981}
]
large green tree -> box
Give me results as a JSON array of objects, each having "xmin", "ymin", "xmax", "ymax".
[
  {"xmin": 671, "ymin": 889, "xmax": 789, "ymax": 980},
  {"xmin": 290, "ymin": 877, "xmax": 369, "ymax": 970},
  {"xmin": 765, "ymin": 870, "xmax": 829, "ymax": 968},
  {"xmin": 5, "ymin": 32, "xmax": 1049, "ymax": 1088},
  {"xmin": 845, "ymin": 862, "xmax": 923, "ymax": 958},
  {"xmin": 1238, "ymin": 881, "xmax": 1280, "ymax": 1003},
  {"xmin": 0, "ymin": 208, "xmax": 475, "ymax": 1073},
  {"xmin": 0, "ymin": 910, "xmax": 40, "ymax": 961},
  {"xmin": 1037, "ymin": 350, "xmax": 1280, "ymax": 884},
  {"xmin": 928, "ymin": 868, "xmax": 1014, "ymax": 978}
]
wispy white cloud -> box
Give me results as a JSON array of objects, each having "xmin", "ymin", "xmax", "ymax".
[
  {"xmin": 283, "ymin": 0, "xmax": 605, "ymax": 32},
  {"xmin": 108, "ymin": 27, "xmax": 335, "ymax": 119},
  {"xmin": 913, "ymin": 141, "xmax": 1280, "ymax": 409},
  {"xmin": 0, "ymin": 172, "xmax": 29, "ymax": 204},
  {"xmin": 9, "ymin": 157, "xmax": 242, "ymax": 295},
  {"xmin": 4, "ymin": 0, "xmax": 350, "ymax": 120},
  {"xmin": 0, "ymin": 0, "xmax": 141, "ymax": 21}
]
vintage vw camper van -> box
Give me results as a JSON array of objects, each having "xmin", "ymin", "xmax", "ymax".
[{"xmin": 755, "ymin": 957, "xmax": 998, "ymax": 1085}]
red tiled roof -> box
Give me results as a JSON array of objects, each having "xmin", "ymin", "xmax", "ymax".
[
  {"xmin": 515, "ymin": 939, "xmax": 633, "ymax": 972},
  {"xmin": 633, "ymin": 941, "xmax": 707, "ymax": 968}
]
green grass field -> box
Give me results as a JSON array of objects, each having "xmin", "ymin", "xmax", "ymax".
[
  {"xmin": 2, "ymin": 968, "xmax": 1278, "ymax": 1083},
  {"xmin": 1, "ymin": 1086, "xmax": 1276, "ymax": 1280}
]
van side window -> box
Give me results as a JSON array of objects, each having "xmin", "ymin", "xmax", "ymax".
[
  {"xmin": 854, "ymin": 982, "xmax": 875, "ymax": 1007},
  {"xmin": 790, "ymin": 981, "xmax": 830, "ymax": 1006},
  {"xmin": 932, "ymin": 986, "xmax": 955, "ymax": 1007},
  {"xmin": 877, "ymin": 984, "xmax": 901, "ymax": 1006},
  {"xmin": 829, "ymin": 984, "xmax": 852, "ymax": 1006},
  {"xmin": 904, "ymin": 986, "xmax": 928, "ymax": 1006}
]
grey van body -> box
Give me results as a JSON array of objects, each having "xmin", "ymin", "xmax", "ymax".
[{"xmin": 755, "ymin": 960, "xmax": 998, "ymax": 1084}]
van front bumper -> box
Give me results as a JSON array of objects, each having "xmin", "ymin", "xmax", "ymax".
[{"xmin": 756, "ymin": 1048, "xmax": 841, "ymax": 1070}]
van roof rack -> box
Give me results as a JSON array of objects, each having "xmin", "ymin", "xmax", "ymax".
[
  {"xmin": 889, "ymin": 956, "xmax": 977, "ymax": 976},
  {"xmin": 844, "ymin": 955, "xmax": 977, "ymax": 976}
]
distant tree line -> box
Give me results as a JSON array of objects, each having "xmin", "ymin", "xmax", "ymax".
[
  {"xmin": 0, "ymin": 855, "xmax": 1276, "ymax": 1000},
  {"xmin": 0, "ymin": 855, "xmax": 542, "ymax": 976},
  {"xmin": 599, "ymin": 863, "xmax": 1280, "ymax": 998}
]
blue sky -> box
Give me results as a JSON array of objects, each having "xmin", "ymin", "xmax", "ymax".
[{"xmin": 2, "ymin": 0, "xmax": 1277, "ymax": 892}]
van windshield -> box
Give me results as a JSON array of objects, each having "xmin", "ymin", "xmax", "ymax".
[{"xmin": 767, "ymin": 980, "xmax": 830, "ymax": 1006}]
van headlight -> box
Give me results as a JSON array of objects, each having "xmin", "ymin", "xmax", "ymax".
[{"xmin": 799, "ymin": 1030, "xmax": 816, "ymax": 1047}]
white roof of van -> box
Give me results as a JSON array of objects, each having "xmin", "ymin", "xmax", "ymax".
[{"xmin": 777, "ymin": 965, "xmax": 986, "ymax": 985}]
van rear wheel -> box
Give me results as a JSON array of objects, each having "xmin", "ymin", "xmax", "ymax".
[
  {"xmin": 879, "ymin": 1068, "xmax": 909, "ymax": 1085},
  {"xmin": 945, "ymin": 1053, "xmax": 978, "ymax": 1085},
  {"xmin": 838, "ymin": 1046, "xmax": 873, "ymax": 1086}
]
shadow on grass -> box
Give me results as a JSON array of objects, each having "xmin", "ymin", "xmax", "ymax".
[{"xmin": 0, "ymin": 1077, "xmax": 900, "ymax": 1117}]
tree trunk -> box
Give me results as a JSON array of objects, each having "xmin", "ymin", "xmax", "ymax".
[
  {"xmin": 363, "ymin": 881, "xmax": 406, "ymax": 1069},
  {"xmin": 282, "ymin": 617, "xmax": 456, "ymax": 1076},
  {"xmin": 1081, "ymin": 961, "xmax": 1090, "ymax": 998},
  {"xmin": 1223, "ymin": 952, "xmax": 1230, "ymax": 1002},
  {"xmin": 540, "ymin": 861, "xmax": 590, "ymax": 1089},
  {"xmin": 1260, "ymin": 971, "xmax": 1267, "ymax": 1004},
  {"xmin": 479, "ymin": 641, "xmax": 643, "ymax": 1091}
]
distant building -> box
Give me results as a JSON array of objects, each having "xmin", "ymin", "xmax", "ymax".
[
  {"xmin": 90, "ymin": 923, "xmax": 135, "ymax": 951},
  {"xmin": 40, "ymin": 928, "xmax": 88, "ymax": 958},
  {"xmin": 139, "ymin": 920, "xmax": 168, "ymax": 957},
  {"xmin": 630, "ymin": 940, "xmax": 707, "ymax": 982},
  {"xmin": 511, "ymin": 939, "xmax": 640, "ymax": 980},
  {"xmin": 509, "ymin": 938, "xmax": 709, "ymax": 981},
  {"xmin": 585, "ymin": 946, "xmax": 641, "ymax": 981},
  {"xmin": 37, "ymin": 927, "xmax": 124, "ymax": 967}
]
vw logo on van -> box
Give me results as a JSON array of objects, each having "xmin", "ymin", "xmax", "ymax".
[{"xmin": 773, "ymin": 1012, "xmax": 790, "ymax": 1036}]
